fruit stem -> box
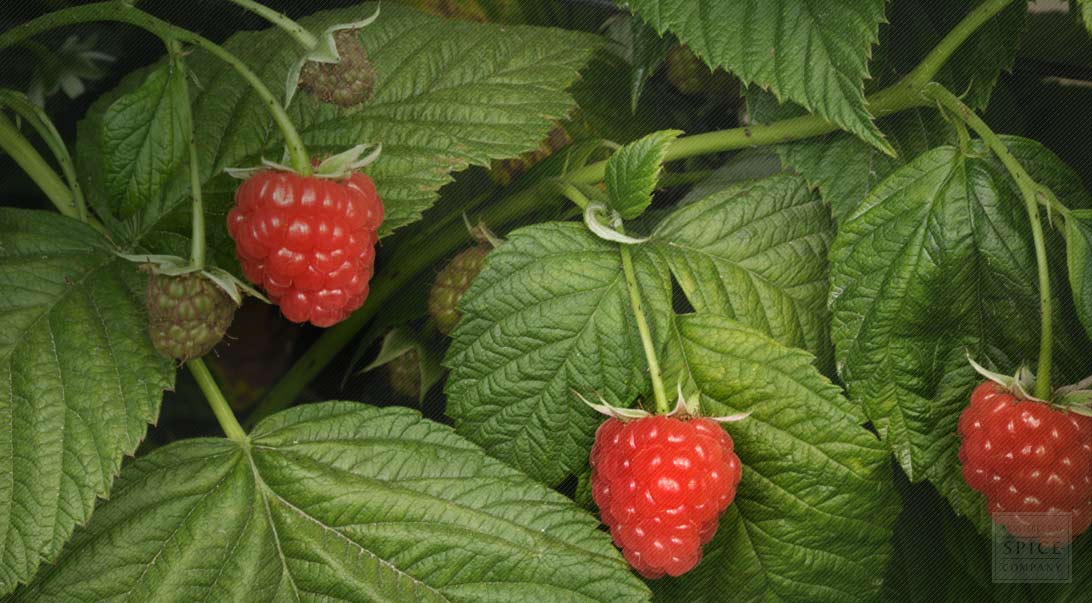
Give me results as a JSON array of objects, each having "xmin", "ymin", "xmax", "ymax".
[
  {"xmin": 168, "ymin": 40, "xmax": 207, "ymax": 270},
  {"xmin": 187, "ymin": 358, "xmax": 248, "ymax": 442},
  {"xmin": 557, "ymin": 179, "xmax": 670, "ymax": 411},
  {"xmin": 922, "ymin": 83, "xmax": 1054, "ymax": 399},
  {"xmin": 248, "ymin": 0, "xmax": 1021, "ymax": 420},
  {"xmin": 0, "ymin": 112, "xmax": 78, "ymax": 220},
  {"xmin": 0, "ymin": 1, "xmax": 312, "ymax": 175},
  {"xmin": 620, "ymin": 245, "xmax": 670, "ymax": 414},
  {"xmin": 225, "ymin": 0, "xmax": 318, "ymax": 50}
]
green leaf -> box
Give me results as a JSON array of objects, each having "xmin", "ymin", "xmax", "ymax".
[
  {"xmin": 650, "ymin": 173, "xmax": 838, "ymax": 373},
  {"xmin": 78, "ymin": 3, "xmax": 601, "ymax": 258},
  {"xmin": 0, "ymin": 209, "xmax": 173, "ymax": 594},
  {"xmin": 9, "ymin": 403, "xmax": 651, "ymax": 602},
  {"xmin": 604, "ymin": 129, "xmax": 681, "ymax": 220},
  {"xmin": 999, "ymin": 135, "xmax": 1092, "ymax": 212},
  {"xmin": 776, "ymin": 108, "xmax": 955, "ymax": 223},
  {"xmin": 99, "ymin": 61, "xmax": 188, "ymax": 225},
  {"xmin": 653, "ymin": 314, "xmax": 897, "ymax": 602},
  {"xmin": 1078, "ymin": 0, "xmax": 1092, "ymax": 34},
  {"xmin": 828, "ymin": 146, "xmax": 1088, "ymax": 530},
  {"xmin": 627, "ymin": 0, "xmax": 890, "ymax": 153},
  {"xmin": 1067, "ymin": 210, "xmax": 1092, "ymax": 340},
  {"xmin": 444, "ymin": 222, "xmax": 672, "ymax": 485},
  {"xmin": 602, "ymin": 14, "xmax": 674, "ymax": 114}
]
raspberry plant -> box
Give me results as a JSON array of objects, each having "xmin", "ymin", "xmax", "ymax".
[{"xmin": 0, "ymin": 1, "xmax": 1090, "ymax": 601}]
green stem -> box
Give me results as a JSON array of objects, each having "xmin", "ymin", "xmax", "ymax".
[
  {"xmin": 187, "ymin": 358, "xmax": 247, "ymax": 442},
  {"xmin": 922, "ymin": 83, "xmax": 1054, "ymax": 399},
  {"xmin": 557, "ymin": 184, "xmax": 670, "ymax": 412},
  {"xmin": 904, "ymin": 0, "xmax": 1016, "ymax": 92},
  {"xmin": 0, "ymin": 112, "xmax": 77, "ymax": 218},
  {"xmin": 226, "ymin": 0, "xmax": 318, "ymax": 49},
  {"xmin": 620, "ymin": 245, "xmax": 670, "ymax": 414},
  {"xmin": 247, "ymin": 0, "xmax": 1020, "ymax": 420},
  {"xmin": 168, "ymin": 40, "xmax": 207, "ymax": 269},
  {"xmin": 0, "ymin": 1, "xmax": 311, "ymax": 174},
  {"xmin": 0, "ymin": 88, "xmax": 87, "ymax": 221}
]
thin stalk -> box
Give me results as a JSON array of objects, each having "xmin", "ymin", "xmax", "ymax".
[
  {"xmin": 0, "ymin": 2, "xmax": 311, "ymax": 174},
  {"xmin": 167, "ymin": 41, "xmax": 207, "ymax": 269},
  {"xmin": 0, "ymin": 112, "xmax": 77, "ymax": 218},
  {"xmin": 226, "ymin": 0, "xmax": 318, "ymax": 49},
  {"xmin": 187, "ymin": 358, "xmax": 247, "ymax": 442},
  {"xmin": 620, "ymin": 245, "xmax": 669, "ymax": 414},
  {"xmin": 0, "ymin": 88, "xmax": 87, "ymax": 220},
  {"xmin": 923, "ymin": 83, "xmax": 1054, "ymax": 398},
  {"xmin": 557, "ymin": 183, "xmax": 669, "ymax": 412},
  {"xmin": 248, "ymin": 0, "xmax": 1021, "ymax": 419}
]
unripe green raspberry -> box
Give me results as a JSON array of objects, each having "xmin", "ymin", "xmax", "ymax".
[
  {"xmin": 489, "ymin": 124, "xmax": 570, "ymax": 186},
  {"xmin": 665, "ymin": 45, "xmax": 708, "ymax": 95},
  {"xmin": 387, "ymin": 349, "xmax": 420, "ymax": 398},
  {"xmin": 146, "ymin": 272, "xmax": 236, "ymax": 361},
  {"xmin": 428, "ymin": 245, "xmax": 489, "ymax": 335},
  {"xmin": 298, "ymin": 29, "xmax": 376, "ymax": 107}
]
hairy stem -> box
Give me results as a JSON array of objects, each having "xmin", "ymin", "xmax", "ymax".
[
  {"xmin": 226, "ymin": 0, "xmax": 318, "ymax": 49},
  {"xmin": 250, "ymin": 0, "xmax": 1021, "ymax": 420},
  {"xmin": 0, "ymin": 88, "xmax": 87, "ymax": 221},
  {"xmin": 187, "ymin": 358, "xmax": 247, "ymax": 442},
  {"xmin": 620, "ymin": 245, "xmax": 669, "ymax": 414},
  {"xmin": 904, "ymin": 0, "xmax": 1016, "ymax": 91},
  {"xmin": 923, "ymin": 83, "xmax": 1054, "ymax": 398},
  {"xmin": 167, "ymin": 40, "xmax": 207, "ymax": 269},
  {"xmin": 0, "ymin": 1, "xmax": 311, "ymax": 174},
  {"xmin": 0, "ymin": 112, "xmax": 77, "ymax": 218}
]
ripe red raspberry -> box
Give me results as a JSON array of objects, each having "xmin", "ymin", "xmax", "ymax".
[
  {"xmin": 958, "ymin": 381, "xmax": 1092, "ymax": 545},
  {"xmin": 590, "ymin": 415, "xmax": 742, "ymax": 578},
  {"xmin": 228, "ymin": 170, "xmax": 383, "ymax": 327}
]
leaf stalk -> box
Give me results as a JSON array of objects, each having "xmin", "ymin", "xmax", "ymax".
[{"xmin": 187, "ymin": 358, "xmax": 248, "ymax": 442}]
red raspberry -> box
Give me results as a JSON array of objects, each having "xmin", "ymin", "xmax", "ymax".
[
  {"xmin": 590, "ymin": 415, "xmax": 742, "ymax": 578},
  {"xmin": 227, "ymin": 170, "xmax": 383, "ymax": 327},
  {"xmin": 958, "ymin": 381, "xmax": 1092, "ymax": 545}
]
